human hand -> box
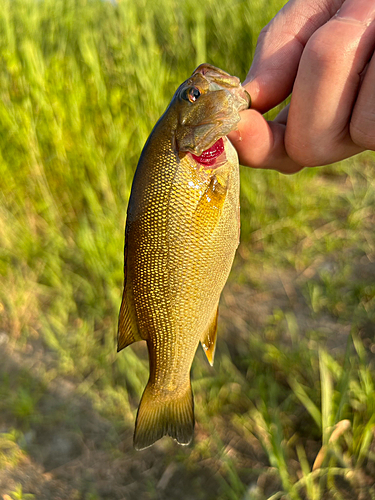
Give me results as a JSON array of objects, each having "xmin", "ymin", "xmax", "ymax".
[{"xmin": 229, "ymin": 0, "xmax": 375, "ymax": 173}]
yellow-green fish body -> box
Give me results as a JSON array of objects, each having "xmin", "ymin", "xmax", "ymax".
[{"xmin": 118, "ymin": 64, "xmax": 250, "ymax": 450}]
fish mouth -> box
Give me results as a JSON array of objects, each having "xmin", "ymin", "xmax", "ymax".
[
  {"xmin": 193, "ymin": 63, "xmax": 251, "ymax": 112},
  {"xmin": 191, "ymin": 137, "xmax": 225, "ymax": 167},
  {"xmin": 176, "ymin": 64, "xmax": 250, "ymax": 157}
]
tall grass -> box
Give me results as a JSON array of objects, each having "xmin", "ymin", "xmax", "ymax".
[
  {"xmin": 1, "ymin": 0, "xmax": 375, "ymax": 499},
  {"xmin": 0, "ymin": 0, "xmax": 288, "ymax": 407}
]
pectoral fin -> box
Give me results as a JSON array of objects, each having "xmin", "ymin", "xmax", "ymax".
[
  {"xmin": 194, "ymin": 176, "xmax": 227, "ymax": 235},
  {"xmin": 200, "ymin": 305, "xmax": 219, "ymax": 366}
]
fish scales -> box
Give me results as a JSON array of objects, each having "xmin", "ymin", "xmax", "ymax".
[{"xmin": 118, "ymin": 64, "xmax": 250, "ymax": 450}]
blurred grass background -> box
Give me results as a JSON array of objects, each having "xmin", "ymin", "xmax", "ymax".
[{"xmin": 0, "ymin": 0, "xmax": 375, "ymax": 499}]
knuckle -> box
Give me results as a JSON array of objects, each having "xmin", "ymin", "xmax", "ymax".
[
  {"xmin": 286, "ymin": 136, "xmax": 328, "ymax": 168},
  {"xmin": 256, "ymin": 23, "xmax": 273, "ymax": 47},
  {"xmin": 281, "ymin": 164, "xmax": 305, "ymax": 174},
  {"xmin": 351, "ymin": 112, "xmax": 375, "ymax": 150},
  {"xmin": 303, "ymin": 29, "xmax": 339, "ymax": 71}
]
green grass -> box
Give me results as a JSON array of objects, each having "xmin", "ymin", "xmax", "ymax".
[{"xmin": 0, "ymin": 0, "xmax": 375, "ymax": 499}]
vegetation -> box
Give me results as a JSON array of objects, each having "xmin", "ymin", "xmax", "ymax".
[{"xmin": 0, "ymin": 0, "xmax": 374, "ymax": 498}]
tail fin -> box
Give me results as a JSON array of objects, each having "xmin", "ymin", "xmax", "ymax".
[{"xmin": 134, "ymin": 381, "xmax": 194, "ymax": 450}]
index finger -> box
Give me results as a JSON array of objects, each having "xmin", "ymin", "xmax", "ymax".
[{"xmin": 244, "ymin": 0, "xmax": 344, "ymax": 113}]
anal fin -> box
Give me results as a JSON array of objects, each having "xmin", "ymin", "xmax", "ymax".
[{"xmin": 200, "ymin": 304, "xmax": 219, "ymax": 366}]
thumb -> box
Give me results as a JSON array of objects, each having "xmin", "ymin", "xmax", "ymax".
[{"xmin": 244, "ymin": 0, "xmax": 344, "ymax": 113}]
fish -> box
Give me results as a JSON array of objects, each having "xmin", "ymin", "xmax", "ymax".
[{"xmin": 118, "ymin": 64, "xmax": 250, "ymax": 450}]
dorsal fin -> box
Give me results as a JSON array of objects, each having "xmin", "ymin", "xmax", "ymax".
[{"xmin": 200, "ymin": 305, "xmax": 219, "ymax": 366}]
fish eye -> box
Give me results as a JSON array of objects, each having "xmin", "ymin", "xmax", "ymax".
[{"xmin": 181, "ymin": 86, "xmax": 201, "ymax": 103}]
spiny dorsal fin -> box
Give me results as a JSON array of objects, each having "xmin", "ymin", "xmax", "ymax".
[{"xmin": 200, "ymin": 305, "xmax": 219, "ymax": 366}]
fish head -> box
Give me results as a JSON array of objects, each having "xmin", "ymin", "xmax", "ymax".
[{"xmin": 171, "ymin": 64, "xmax": 250, "ymax": 157}]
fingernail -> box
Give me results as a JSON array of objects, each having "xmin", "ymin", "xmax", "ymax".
[
  {"xmin": 336, "ymin": 0, "xmax": 375, "ymax": 25},
  {"xmin": 242, "ymin": 77, "xmax": 260, "ymax": 103}
]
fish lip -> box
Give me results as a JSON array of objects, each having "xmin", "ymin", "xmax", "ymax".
[
  {"xmin": 193, "ymin": 63, "xmax": 250, "ymax": 109},
  {"xmin": 193, "ymin": 64, "xmax": 239, "ymax": 88},
  {"xmin": 193, "ymin": 64, "xmax": 251, "ymax": 114}
]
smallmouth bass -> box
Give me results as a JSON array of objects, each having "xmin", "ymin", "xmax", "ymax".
[{"xmin": 118, "ymin": 64, "xmax": 250, "ymax": 450}]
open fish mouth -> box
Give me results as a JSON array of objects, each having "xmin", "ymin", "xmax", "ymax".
[{"xmin": 191, "ymin": 137, "xmax": 225, "ymax": 166}]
